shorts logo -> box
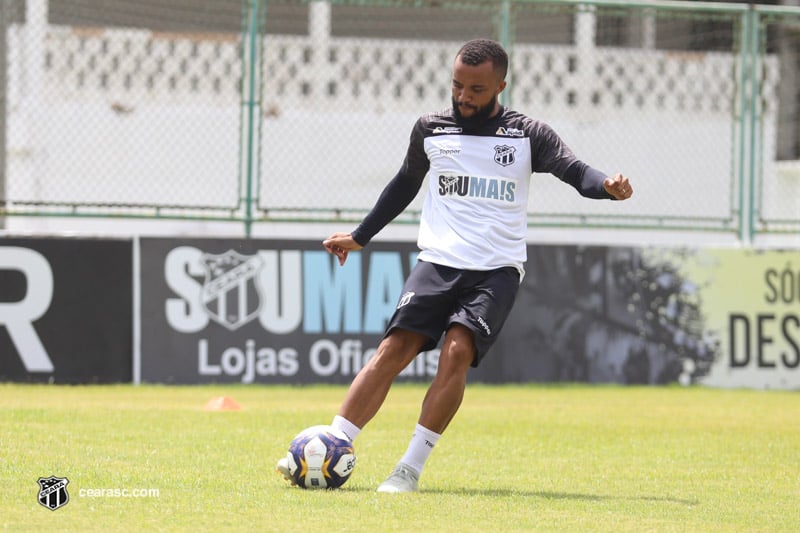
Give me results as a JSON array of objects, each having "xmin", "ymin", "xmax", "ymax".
[
  {"xmin": 397, "ymin": 291, "xmax": 415, "ymax": 308},
  {"xmin": 477, "ymin": 316, "xmax": 492, "ymax": 336},
  {"xmin": 38, "ymin": 476, "xmax": 70, "ymax": 511},
  {"xmin": 494, "ymin": 145, "xmax": 516, "ymax": 167}
]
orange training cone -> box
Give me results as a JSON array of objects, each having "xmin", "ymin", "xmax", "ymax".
[{"xmin": 204, "ymin": 396, "xmax": 242, "ymax": 411}]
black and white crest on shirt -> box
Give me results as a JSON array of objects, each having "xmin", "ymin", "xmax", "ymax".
[{"xmin": 494, "ymin": 145, "xmax": 516, "ymax": 167}]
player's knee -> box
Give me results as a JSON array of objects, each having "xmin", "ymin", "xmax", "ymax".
[
  {"xmin": 440, "ymin": 327, "xmax": 476, "ymax": 371},
  {"xmin": 367, "ymin": 330, "xmax": 425, "ymax": 374}
]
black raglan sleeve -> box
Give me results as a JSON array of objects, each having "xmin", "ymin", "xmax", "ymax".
[
  {"xmin": 529, "ymin": 121, "xmax": 614, "ymax": 200},
  {"xmin": 351, "ymin": 118, "xmax": 430, "ymax": 246}
]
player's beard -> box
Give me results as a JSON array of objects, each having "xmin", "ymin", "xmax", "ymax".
[{"xmin": 452, "ymin": 95, "xmax": 499, "ymax": 127}]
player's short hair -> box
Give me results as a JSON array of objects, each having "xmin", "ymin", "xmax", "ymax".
[{"xmin": 456, "ymin": 39, "xmax": 508, "ymax": 80}]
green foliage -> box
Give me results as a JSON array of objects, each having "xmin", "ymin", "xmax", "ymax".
[{"xmin": 1, "ymin": 384, "xmax": 798, "ymax": 532}]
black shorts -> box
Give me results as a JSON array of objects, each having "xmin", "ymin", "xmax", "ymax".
[{"xmin": 384, "ymin": 260, "xmax": 520, "ymax": 367}]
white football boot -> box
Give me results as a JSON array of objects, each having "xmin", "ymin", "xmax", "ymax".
[
  {"xmin": 376, "ymin": 462, "xmax": 420, "ymax": 493},
  {"xmin": 275, "ymin": 456, "xmax": 296, "ymax": 485}
]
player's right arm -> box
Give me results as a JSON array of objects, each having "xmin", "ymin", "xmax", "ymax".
[
  {"xmin": 322, "ymin": 168, "xmax": 423, "ymax": 266},
  {"xmin": 323, "ymin": 119, "xmax": 429, "ymax": 266},
  {"xmin": 323, "ymin": 233, "xmax": 361, "ymax": 266}
]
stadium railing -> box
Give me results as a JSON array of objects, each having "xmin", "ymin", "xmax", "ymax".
[{"xmin": 0, "ymin": 0, "xmax": 798, "ymax": 242}]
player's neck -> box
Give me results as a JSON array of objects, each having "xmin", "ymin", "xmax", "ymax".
[{"xmin": 488, "ymin": 103, "xmax": 503, "ymax": 119}]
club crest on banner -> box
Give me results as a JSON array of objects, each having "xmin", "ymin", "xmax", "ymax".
[
  {"xmin": 37, "ymin": 476, "xmax": 70, "ymax": 511},
  {"xmin": 201, "ymin": 250, "xmax": 265, "ymax": 330}
]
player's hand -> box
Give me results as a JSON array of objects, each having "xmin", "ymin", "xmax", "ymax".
[
  {"xmin": 604, "ymin": 173, "xmax": 633, "ymax": 200},
  {"xmin": 323, "ymin": 232, "xmax": 363, "ymax": 266}
]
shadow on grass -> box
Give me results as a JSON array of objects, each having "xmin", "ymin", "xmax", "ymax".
[
  {"xmin": 293, "ymin": 484, "xmax": 697, "ymax": 506},
  {"xmin": 420, "ymin": 487, "xmax": 698, "ymax": 505}
]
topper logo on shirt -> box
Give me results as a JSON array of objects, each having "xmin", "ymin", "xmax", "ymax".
[{"xmin": 494, "ymin": 145, "xmax": 516, "ymax": 167}]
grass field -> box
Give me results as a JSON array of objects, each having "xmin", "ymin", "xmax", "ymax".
[{"xmin": 1, "ymin": 383, "xmax": 799, "ymax": 532}]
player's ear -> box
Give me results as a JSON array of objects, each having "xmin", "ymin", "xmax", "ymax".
[{"xmin": 497, "ymin": 80, "xmax": 507, "ymax": 94}]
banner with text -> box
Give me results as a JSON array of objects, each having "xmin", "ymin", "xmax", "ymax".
[
  {"xmin": 138, "ymin": 238, "xmax": 799, "ymax": 389},
  {"xmin": 0, "ymin": 238, "xmax": 133, "ymax": 383},
  {"xmin": 482, "ymin": 246, "xmax": 799, "ymax": 389},
  {"xmin": 139, "ymin": 237, "xmax": 435, "ymax": 384}
]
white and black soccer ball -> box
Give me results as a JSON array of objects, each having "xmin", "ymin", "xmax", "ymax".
[{"xmin": 285, "ymin": 425, "xmax": 356, "ymax": 489}]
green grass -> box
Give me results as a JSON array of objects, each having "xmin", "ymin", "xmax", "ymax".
[{"xmin": 1, "ymin": 383, "xmax": 799, "ymax": 532}]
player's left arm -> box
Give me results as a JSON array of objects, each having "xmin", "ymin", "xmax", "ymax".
[
  {"xmin": 556, "ymin": 159, "xmax": 633, "ymax": 200},
  {"xmin": 528, "ymin": 120, "xmax": 633, "ymax": 201},
  {"xmin": 564, "ymin": 163, "xmax": 633, "ymax": 200},
  {"xmin": 602, "ymin": 172, "xmax": 633, "ymax": 200}
]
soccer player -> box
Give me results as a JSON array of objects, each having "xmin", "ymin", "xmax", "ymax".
[{"xmin": 278, "ymin": 38, "xmax": 633, "ymax": 492}]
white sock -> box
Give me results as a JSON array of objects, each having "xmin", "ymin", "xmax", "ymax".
[
  {"xmin": 398, "ymin": 424, "xmax": 441, "ymax": 474},
  {"xmin": 331, "ymin": 415, "xmax": 361, "ymax": 441}
]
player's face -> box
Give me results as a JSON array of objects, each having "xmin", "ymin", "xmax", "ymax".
[{"xmin": 451, "ymin": 56, "xmax": 506, "ymax": 124}]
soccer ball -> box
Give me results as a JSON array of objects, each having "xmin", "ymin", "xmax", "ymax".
[{"xmin": 285, "ymin": 425, "xmax": 356, "ymax": 489}]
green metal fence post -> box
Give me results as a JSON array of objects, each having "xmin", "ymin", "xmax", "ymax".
[
  {"xmin": 0, "ymin": 1, "xmax": 6, "ymax": 230},
  {"xmin": 736, "ymin": 6, "xmax": 754, "ymax": 244},
  {"xmin": 747, "ymin": 5, "xmax": 761, "ymax": 244},
  {"xmin": 498, "ymin": 0, "xmax": 513, "ymax": 108},
  {"xmin": 242, "ymin": 0, "xmax": 262, "ymax": 238}
]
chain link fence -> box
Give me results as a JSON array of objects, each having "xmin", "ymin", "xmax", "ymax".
[
  {"xmin": 755, "ymin": 5, "xmax": 800, "ymax": 235},
  {"xmin": 1, "ymin": 0, "xmax": 798, "ymax": 239}
]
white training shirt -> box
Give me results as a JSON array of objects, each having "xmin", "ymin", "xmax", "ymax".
[{"xmin": 352, "ymin": 106, "xmax": 609, "ymax": 280}]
